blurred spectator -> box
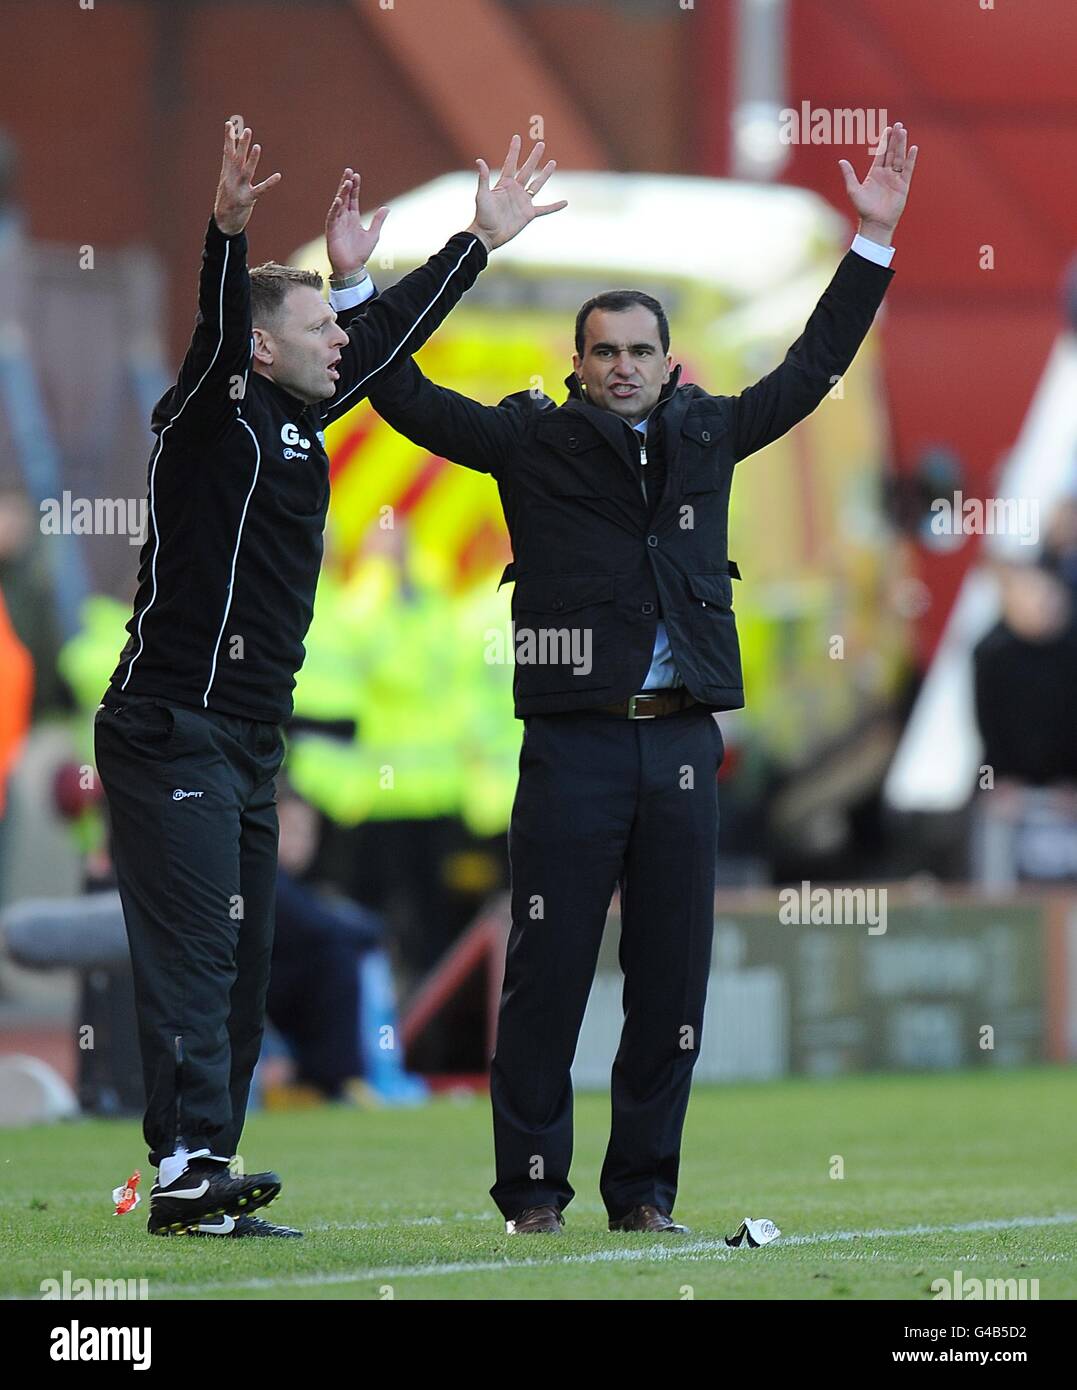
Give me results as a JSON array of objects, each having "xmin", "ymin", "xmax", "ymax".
[
  {"xmin": 0, "ymin": 485, "xmax": 63, "ymax": 713},
  {"xmin": 1041, "ymin": 490, "xmax": 1077, "ymax": 594},
  {"xmin": 0, "ymin": 582, "xmax": 33, "ymax": 888},
  {"xmin": 886, "ymin": 444, "xmax": 966, "ymax": 552},
  {"xmin": 268, "ymin": 781, "xmax": 426, "ymax": 1105},
  {"xmin": 973, "ymin": 563, "xmax": 1077, "ymax": 785}
]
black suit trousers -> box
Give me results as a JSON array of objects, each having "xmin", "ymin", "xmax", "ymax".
[{"xmin": 490, "ymin": 705, "xmax": 721, "ymax": 1221}]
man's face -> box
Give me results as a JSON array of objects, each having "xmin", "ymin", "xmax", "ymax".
[
  {"xmin": 253, "ymin": 285, "xmax": 350, "ymax": 405},
  {"xmin": 572, "ymin": 306, "xmax": 672, "ymax": 425}
]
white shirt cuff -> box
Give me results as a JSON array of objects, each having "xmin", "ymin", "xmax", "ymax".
[
  {"xmin": 850, "ymin": 233, "xmax": 895, "ymax": 268},
  {"xmin": 329, "ymin": 276, "xmax": 376, "ymax": 311}
]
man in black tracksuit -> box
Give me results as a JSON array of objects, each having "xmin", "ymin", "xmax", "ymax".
[
  {"xmin": 94, "ymin": 119, "xmax": 564, "ymax": 1237},
  {"xmin": 367, "ymin": 126, "xmax": 919, "ymax": 1234}
]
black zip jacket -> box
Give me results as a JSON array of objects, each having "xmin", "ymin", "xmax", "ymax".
[
  {"xmin": 109, "ymin": 218, "xmax": 488, "ymax": 723},
  {"xmin": 366, "ymin": 249, "xmax": 894, "ymax": 717}
]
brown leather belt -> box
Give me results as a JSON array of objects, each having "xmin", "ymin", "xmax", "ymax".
[{"xmin": 595, "ymin": 689, "xmax": 700, "ymax": 720}]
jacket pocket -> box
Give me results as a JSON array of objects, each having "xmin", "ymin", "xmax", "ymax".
[
  {"xmin": 514, "ymin": 574, "xmax": 615, "ymax": 614},
  {"xmin": 511, "ymin": 574, "xmax": 614, "ymax": 692},
  {"xmin": 686, "ymin": 572, "xmax": 734, "ymax": 609},
  {"xmin": 534, "ymin": 418, "xmax": 605, "ymax": 458},
  {"xmin": 685, "ymin": 572, "xmax": 742, "ymax": 691},
  {"xmin": 680, "ymin": 414, "xmax": 729, "ymax": 493},
  {"xmin": 534, "ymin": 420, "xmax": 609, "ymax": 497},
  {"xmin": 680, "ymin": 415, "xmax": 727, "ymax": 448}
]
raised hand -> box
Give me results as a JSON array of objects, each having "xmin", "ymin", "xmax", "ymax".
[
  {"xmin": 326, "ymin": 168, "xmax": 390, "ymax": 278},
  {"xmin": 838, "ymin": 122, "xmax": 918, "ymax": 243},
  {"xmin": 213, "ymin": 115, "xmax": 282, "ymax": 237},
  {"xmin": 467, "ymin": 135, "xmax": 567, "ymax": 252}
]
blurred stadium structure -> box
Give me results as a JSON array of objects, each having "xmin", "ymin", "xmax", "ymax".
[{"xmin": 0, "ymin": 0, "xmax": 1075, "ymax": 1119}]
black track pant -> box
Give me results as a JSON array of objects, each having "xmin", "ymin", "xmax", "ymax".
[
  {"xmin": 94, "ymin": 692, "xmax": 284, "ymax": 1168},
  {"xmin": 490, "ymin": 706, "xmax": 722, "ymax": 1222}
]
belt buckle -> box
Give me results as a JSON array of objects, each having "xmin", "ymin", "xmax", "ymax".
[{"xmin": 626, "ymin": 694, "xmax": 658, "ymax": 720}]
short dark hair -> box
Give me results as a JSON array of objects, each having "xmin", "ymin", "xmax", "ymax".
[
  {"xmin": 249, "ymin": 263, "xmax": 324, "ymax": 329},
  {"xmin": 574, "ymin": 289, "xmax": 670, "ymax": 356}
]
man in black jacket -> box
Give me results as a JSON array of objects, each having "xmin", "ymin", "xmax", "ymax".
[
  {"xmin": 367, "ymin": 125, "xmax": 918, "ymax": 1234},
  {"xmin": 95, "ymin": 118, "xmax": 564, "ymax": 1238}
]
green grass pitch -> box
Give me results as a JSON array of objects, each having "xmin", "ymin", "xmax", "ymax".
[{"xmin": 2, "ymin": 1066, "xmax": 1074, "ymax": 1300}]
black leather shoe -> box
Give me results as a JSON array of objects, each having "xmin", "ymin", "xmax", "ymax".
[
  {"xmin": 609, "ymin": 1204, "xmax": 689, "ymax": 1234},
  {"xmin": 506, "ymin": 1205, "xmax": 565, "ymax": 1234}
]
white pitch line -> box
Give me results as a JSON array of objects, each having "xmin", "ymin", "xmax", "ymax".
[
  {"xmin": 778, "ymin": 1213, "xmax": 1077, "ymax": 1246},
  {"xmin": 152, "ymin": 1213, "xmax": 1077, "ymax": 1298}
]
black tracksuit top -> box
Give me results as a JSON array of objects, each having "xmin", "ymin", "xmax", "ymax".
[{"xmin": 109, "ymin": 218, "xmax": 487, "ymax": 723}]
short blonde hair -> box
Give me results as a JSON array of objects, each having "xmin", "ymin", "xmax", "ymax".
[{"xmin": 249, "ymin": 263, "xmax": 323, "ymax": 329}]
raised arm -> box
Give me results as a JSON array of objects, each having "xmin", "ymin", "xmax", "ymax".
[
  {"xmin": 728, "ymin": 249, "xmax": 894, "ymax": 463},
  {"xmin": 366, "ymin": 355, "xmax": 525, "ymax": 480},
  {"xmin": 320, "ymin": 135, "xmax": 566, "ymax": 425},
  {"xmin": 320, "ymin": 232, "xmax": 490, "ymax": 426},
  {"xmin": 730, "ymin": 122, "xmax": 917, "ymax": 463},
  {"xmin": 167, "ymin": 117, "xmax": 281, "ymax": 438}
]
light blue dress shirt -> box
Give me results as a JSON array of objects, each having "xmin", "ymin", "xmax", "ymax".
[{"xmin": 631, "ymin": 416, "xmax": 681, "ymax": 690}]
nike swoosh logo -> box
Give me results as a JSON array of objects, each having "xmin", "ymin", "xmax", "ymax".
[
  {"xmin": 162, "ymin": 1180, "xmax": 210, "ymax": 1200},
  {"xmin": 194, "ymin": 1214, "xmax": 235, "ymax": 1234}
]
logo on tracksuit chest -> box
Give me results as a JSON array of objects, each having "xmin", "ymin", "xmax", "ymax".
[{"xmin": 281, "ymin": 422, "xmax": 311, "ymax": 460}]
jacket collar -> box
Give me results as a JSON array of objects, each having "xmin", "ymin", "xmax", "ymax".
[
  {"xmin": 255, "ymin": 369, "xmax": 319, "ymax": 424},
  {"xmin": 560, "ymin": 365, "xmax": 685, "ymax": 469},
  {"xmin": 559, "ymin": 365, "xmax": 694, "ymax": 519}
]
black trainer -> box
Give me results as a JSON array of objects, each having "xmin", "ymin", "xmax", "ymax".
[
  {"xmin": 147, "ymin": 1159, "xmax": 282, "ymax": 1236},
  {"xmin": 185, "ymin": 1213, "xmax": 302, "ymax": 1238}
]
